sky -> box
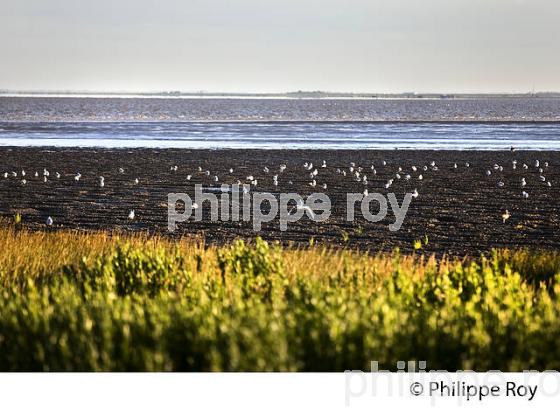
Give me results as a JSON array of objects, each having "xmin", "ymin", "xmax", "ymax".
[{"xmin": 1, "ymin": 0, "xmax": 559, "ymax": 93}]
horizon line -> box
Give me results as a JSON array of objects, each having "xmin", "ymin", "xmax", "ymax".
[{"xmin": 2, "ymin": 89, "xmax": 560, "ymax": 97}]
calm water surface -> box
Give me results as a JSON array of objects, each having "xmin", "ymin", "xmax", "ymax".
[{"xmin": 1, "ymin": 97, "xmax": 559, "ymax": 150}]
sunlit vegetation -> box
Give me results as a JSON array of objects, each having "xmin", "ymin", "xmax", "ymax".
[{"xmin": 1, "ymin": 227, "xmax": 560, "ymax": 371}]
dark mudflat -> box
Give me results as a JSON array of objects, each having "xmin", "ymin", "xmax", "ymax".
[{"xmin": 0, "ymin": 147, "xmax": 559, "ymax": 255}]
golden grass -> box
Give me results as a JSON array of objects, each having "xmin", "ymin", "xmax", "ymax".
[{"xmin": 0, "ymin": 227, "xmax": 425, "ymax": 284}]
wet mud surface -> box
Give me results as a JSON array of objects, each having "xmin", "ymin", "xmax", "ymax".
[{"xmin": 0, "ymin": 147, "xmax": 559, "ymax": 255}]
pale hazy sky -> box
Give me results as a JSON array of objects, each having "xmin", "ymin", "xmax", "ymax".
[{"xmin": 1, "ymin": 0, "xmax": 559, "ymax": 93}]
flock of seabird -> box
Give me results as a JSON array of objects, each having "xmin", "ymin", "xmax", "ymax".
[{"xmin": 1, "ymin": 156, "xmax": 553, "ymax": 227}]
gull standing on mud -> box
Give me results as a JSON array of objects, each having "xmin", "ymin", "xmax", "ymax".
[{"xmin": 291, "ymin": 199, "xmax": 316, "ymax": 220}]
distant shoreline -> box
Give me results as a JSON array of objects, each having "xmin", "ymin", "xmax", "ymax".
[
  {"xmin": 2, "ymin": 91, "xmax": 560, "ymax": 99},
  {"xmin": 3, "ymin": 119, "xmax": 560, "ymax": 124}
]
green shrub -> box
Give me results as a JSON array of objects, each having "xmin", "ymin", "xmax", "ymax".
[
  {"xmin": 217, "ymin": 238, "xmax": 285, "ymax": 302},
  {"xmin": 65, "ymin": 243, "xmax": 191, "ymax": 296}
]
